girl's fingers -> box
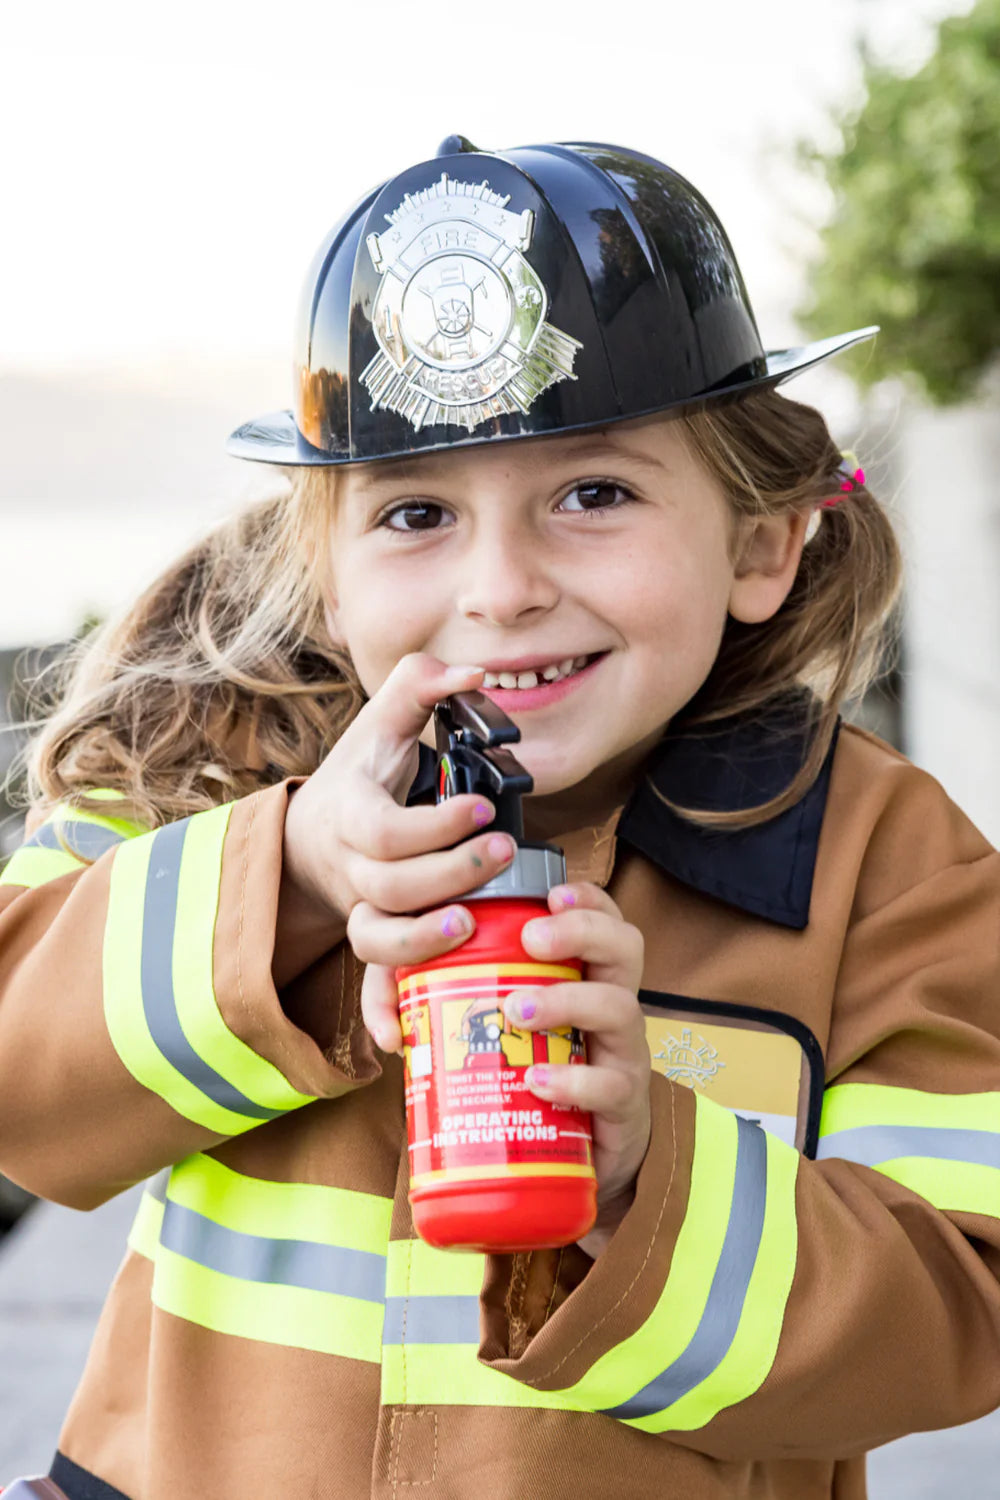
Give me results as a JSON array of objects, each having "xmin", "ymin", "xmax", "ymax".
[
  {"xmin": 347, "ymin": 899, "xmax": 478, "ymax": 970},
  {"xmin": 360, "ymin": 961, "xmax": 405, "ymax": 1054},
  {"xmin": 524, "ymin": 1060, "xmax": 644, "ymax": 1122},
  {"xmin": 520, "ymin": 899, "xmax": 644, "ymax": 992},
  {"xmin": 503, "ymin": 982, "xmax": 649, "ymax": 1066},
  {"xmin": 346, "ymin": 829, "xmax": 516, "ymax": 914},
  {"xmin": 342, "ymin": 781, "xmax": 497, "ymax": 861},
  {"xmin": 360, "ymin": 654, "xmax": 485, "ymax": 759}
]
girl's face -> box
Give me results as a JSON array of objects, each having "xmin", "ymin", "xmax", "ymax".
[{"xmin": 325, "ymin": 416, "xmax": 802, "ymax": 822}]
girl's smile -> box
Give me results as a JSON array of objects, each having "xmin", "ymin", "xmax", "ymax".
[{"xmin": 477, "ymin": 651, "xmax": 608, "ymax": 710}]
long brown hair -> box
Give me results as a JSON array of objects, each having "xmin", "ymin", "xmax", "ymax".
[
  {"xmin": 11, "ymin": 388, "xmax": 900, "ymax": 833},
  {"xmin": 666, "ymin": 389, "xmax": 901, "ymax": 826}
]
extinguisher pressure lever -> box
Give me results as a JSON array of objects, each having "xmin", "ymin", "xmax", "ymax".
[{"xmin": 434, "ymin": 692, "xmax": 533, "ymax": 842}]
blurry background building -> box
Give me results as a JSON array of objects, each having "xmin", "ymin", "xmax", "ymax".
[{"xmin": 1, "ymin": 0, "xmax": 997, "ymax": 1491}]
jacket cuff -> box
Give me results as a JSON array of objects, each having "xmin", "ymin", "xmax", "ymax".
[
  {"xmin": 479, "ymin": 1074, "xmax": 691, "ymax": 1380},
  {"xmin": 102, "ymin": 780, "xmax": 380, "ymax": 1135},
  {"xmin": 480, "ymin": 1076, "xmax": 799, "ymax": 1432}
]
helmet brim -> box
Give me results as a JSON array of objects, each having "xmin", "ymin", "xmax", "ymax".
[{"xmin": 226, "ymin": 326, "xmax": 878, "ymax": 467}]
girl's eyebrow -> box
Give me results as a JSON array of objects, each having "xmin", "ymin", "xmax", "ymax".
[
  {"xmin": 349, "ymin": 435, "xmax": 669, "ymax": 494},
  {"xmin": 351, "ymin": 460, "xmax": 430, "ymax": 493},
  {"xmin": 558, "ymin": 438, "xmax": 669, "ymax": 476}
]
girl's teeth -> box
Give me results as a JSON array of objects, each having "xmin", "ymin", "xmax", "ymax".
[{"xmin": 481, "ymin": 655, "xmax": 597, "ymax": 690}]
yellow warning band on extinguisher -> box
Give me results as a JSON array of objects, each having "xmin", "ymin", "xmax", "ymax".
[
  {"xmin": 410, "ymin": 1161, "xmax": 596, "ymax": 1188},
  {"xmin": 398, "ymin": 961, "xmax": 581, "ymax": 996}
]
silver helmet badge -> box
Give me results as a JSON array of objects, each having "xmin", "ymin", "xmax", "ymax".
[{"xmin": 361, "ymin": 173, "xmax": 582, "ymax": 433}]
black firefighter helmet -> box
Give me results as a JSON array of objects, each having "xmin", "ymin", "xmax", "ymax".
[{"xmin": 228, "ymin": 136, "xmax": 875, "ymax": 467}]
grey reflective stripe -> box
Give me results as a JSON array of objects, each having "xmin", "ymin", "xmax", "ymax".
[
  {"xmin": 817, "ymin": 1124, "xmax": 1000, "ymax": 1170},
  {"xmin": 383, "ymin": 1294, "xmax": 481, "ymax": 1345},
  {"xmin": 25, "ymin": 821, "xmax": 125, "ymax": 861},
  {"xmin": 600, "ymin": 1115, "xmax": 768, "ymax": 1421},
  {"xmin": 160, "ymin": 1198, "xmax": 387, "ymax": 1302},
  {"xmin": 142, "ymin": 820, "xmax": 283, "ymax": 1121}
]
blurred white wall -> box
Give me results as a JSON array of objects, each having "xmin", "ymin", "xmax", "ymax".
[{"xmin": 898, "ymin": 397, "xmax": 1000, "ymax": 844}]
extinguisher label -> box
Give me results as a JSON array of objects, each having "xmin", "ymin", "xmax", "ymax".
[{"xmin": 398, "ymin": 962, "xmax": 595, "ymax": 1187}]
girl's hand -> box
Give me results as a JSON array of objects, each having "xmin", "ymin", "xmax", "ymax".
[
  {"xmin": 360, "ymin": 880, "xmax": 651, "ymax": 1243},
  {"xmin": 274, "ymin": 654, "xmax": 518, "ymax": 991},
  {"xmin": 507, "ymin": 884, "xmax": 651, "ymax": 1257}
]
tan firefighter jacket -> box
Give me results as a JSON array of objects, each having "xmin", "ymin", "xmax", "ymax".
[{"xmin": 1, "ymin": 711, "xmax": 999, "ymax": 1500}]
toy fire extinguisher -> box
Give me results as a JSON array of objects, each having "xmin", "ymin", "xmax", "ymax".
[{"xmin": 396, "ymin": 692, "xmax": 597, "ymax": 1253}]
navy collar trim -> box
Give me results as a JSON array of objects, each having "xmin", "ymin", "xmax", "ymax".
[
  {"xmin": 617, "ymin": 704, "xmax": 838, "ymax": 929},
  {"xmin": 410, "ymin": 700, "xmax": 837, "ymax": 931}
]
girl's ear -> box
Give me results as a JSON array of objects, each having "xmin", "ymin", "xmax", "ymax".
[{"xmin": 728, "ymin": 509, "xmax": 811, "ymax": 625}]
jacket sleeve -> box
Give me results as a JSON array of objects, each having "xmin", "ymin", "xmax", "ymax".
[
  {"xmin": 478, "ymin": 771, "xmax": 1000, "ymax": 1460},
  {"xmin": 0, "ymin": 783, "xmax": 380, "ymax": 1210}
]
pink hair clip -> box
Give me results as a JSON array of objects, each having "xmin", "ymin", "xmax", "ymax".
[{"xmin": 820, "ymin": 451, "xmax": 866, "ymax": 508}]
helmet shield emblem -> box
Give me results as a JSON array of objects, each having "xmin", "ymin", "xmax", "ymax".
[{"xmin": 361, "ymin": 173, "xmax": 582, "ymax": 433}]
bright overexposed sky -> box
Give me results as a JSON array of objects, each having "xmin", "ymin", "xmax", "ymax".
[{"xmin": 0, "ymin": 0, "xmax": 974, "ymax": 369}]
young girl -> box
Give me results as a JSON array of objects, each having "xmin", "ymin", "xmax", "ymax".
[{"xmin": 3, "ymin": 138, "xmax": 999, "ymax": 1500}]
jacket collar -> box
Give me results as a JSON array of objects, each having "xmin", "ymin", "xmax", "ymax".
[
  {"xmin": 616, "ymin": 702, "xmax": 838, "ymax": 929},
  {"xmin": 410, "ymin": 698, "xmax": 836, "ymax": 930}
]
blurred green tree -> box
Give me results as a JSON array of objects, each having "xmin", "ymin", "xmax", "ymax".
[{"xmin": 799, "ymin": 0, "xmax": 1000, "ymax": 404}]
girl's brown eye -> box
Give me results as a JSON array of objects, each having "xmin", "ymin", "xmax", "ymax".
[
  {"xmin": 561, "ymin": 481, "xmax": 630, "ymax": 513},
  {"xmin": 383, "ymin": 501, "xmax": 450, "ymax": 531}
]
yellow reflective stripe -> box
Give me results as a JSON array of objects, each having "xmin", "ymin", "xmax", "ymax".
[
  {"xmin": 1, "ymin": 846, "xmax": 82, "ymax": 888},
  {"xmin": 381, "ymin": 1343, "xmax": 574, "ymax": 1409},
  {"xmin": 386, "ymin": 1237, "xmax": 485, "ymax": 1298},
  {"xmin": 548, "ymin": 1093, "xmax": 736, "ymax": 1412},
  {"xmin": 629, "ymin": 1130, "xmax": 798, "ymax": 1433},
  {"xmin": 128, "ymin": 1187, "xmax": 165, "ymax": 1260},
  {"xmin": 534, "ymin": 1098, "xmax": 797, "ymax": 1432},
  {"xmin": 48, "ymin": 797, "xmax": 147, "ymax": 841},
  {"xmin": 134, "ymin": 1155, "xmax": 391, "ymax": 1362},
  {"xmin": 152, "ymin": 1244, "xmax": 384, "ymax": 1362},
  {"xmin": 819, "ymin": 1083, "xmax": 1000, "ymax": 1213},
  {"xmin": 105, "ymin": 831, "xmax": 253, "ymax": 1133},
  {"xmin": 172, "ymin": 805, "xmax": 316, "ymax": 1115},
  {"xmin": 168, "ymin": 1153, "xmax": 392, "ymax": 1252},
  {"xmin": 820, "ymin": 1083, "xmax": 1000, "ymax": 1135},
  {"xmin": 104, "ymin": 807, "xmax": 314, "ymax": 1132},
  {"xmin": 1, "ymin": 795, "xmax": 147, "ymax": 888},
  {"xmin": 877, "ymin": 1158, "xmax": 1000, "ymax": 1217}
]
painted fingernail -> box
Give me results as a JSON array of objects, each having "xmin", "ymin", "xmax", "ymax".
[
  {"xmin": 528, "ymin": 1065, "xmax": 550, "ymax": 1088},
  {"xmin": 441, "ymin": 908, "xmax": 471, "ymax": 938},
  {"xmin": 553, "ymin": 886, "xmax": 577, "ymax": 907},
  {"xmin": 488, "ymin": 834, "xmax": 515, "ymax": 863},
  {"xmin": 524, "ymin": 918, "xmax": 553, "ymax": 947},
  {"xmin": 506, "ymin": 992, "xmax": 537, "ymax": 1023},
  {"xmin": 473, "ymin": 802, "xmax": 495, "ymax": 827}
]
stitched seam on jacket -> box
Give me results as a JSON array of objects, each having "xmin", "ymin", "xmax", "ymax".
[
  {"xmin": 544, "ymin": 1247, "xmax": 565, "ymax": 1324},
  {"xmin": 390, "ymin": 1410, "xmax": 439, "ymax": 1488},
  {"xmin": 531, "ymin": 1081, "xmax": 678, "ymax": 1383}
]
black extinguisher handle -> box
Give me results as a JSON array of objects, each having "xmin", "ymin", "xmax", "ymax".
[{"xmin": 434, "ymin": 692, "xmax": 533, "ymax": 842}]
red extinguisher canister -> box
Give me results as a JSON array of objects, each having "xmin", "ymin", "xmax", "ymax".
[{"xmin": 396, "ymin": 692, "xmax": 598, "ymax": 1253}]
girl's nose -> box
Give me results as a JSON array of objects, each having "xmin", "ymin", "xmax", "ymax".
[{"xmin": 455, "ymin": 525, "xmax": 560, "ymax": 627}]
